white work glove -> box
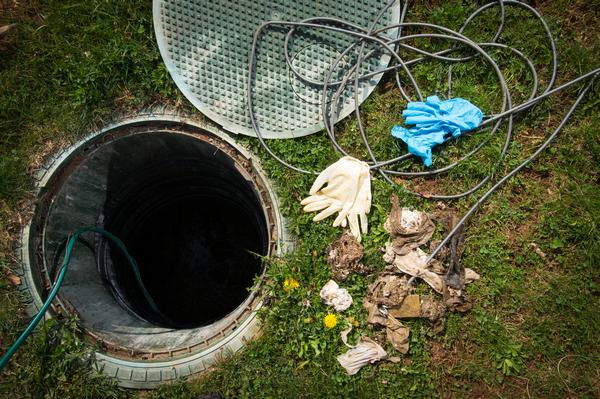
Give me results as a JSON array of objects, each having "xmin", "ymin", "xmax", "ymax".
[{"xmin": 300, "ymin": 156, "xmax": 372, "ymax": 241}]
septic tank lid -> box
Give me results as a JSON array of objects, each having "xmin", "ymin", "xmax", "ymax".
[{"xmin": 153, "ymin": 0, "xmax": 399, "ymax": 138}]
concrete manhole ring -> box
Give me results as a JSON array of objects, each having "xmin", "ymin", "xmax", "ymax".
[{"xmin": 16, "ymin": 111, "xmax": 291, "ymax": 388}]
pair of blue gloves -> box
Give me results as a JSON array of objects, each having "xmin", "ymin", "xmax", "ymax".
[{"xmin": 391, "ymin": 96, "xmax": 483, "ymax": 167}]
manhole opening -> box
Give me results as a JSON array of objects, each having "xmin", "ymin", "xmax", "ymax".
[
  {"xmin": 89, "ymin": 133, "xmax": 270, "ymax": 329},
  {"xmin": 23, "ymin": 118, "xmax": 287, "ymax": 378}
]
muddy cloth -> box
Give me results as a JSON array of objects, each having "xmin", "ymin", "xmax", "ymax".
[
  {"xmin": 320, "ymin": 280, "xmax": 353, "ymax": 312},
  {"xmin": 384, "ymin": 244, "xmax": 446, "ymax": 294},
  {"xmin": 420, "ymin": 295, "xmax": 447, "ymax": 333},
  {"xmin": 386, "ymin": 316, "xmax": 410, "ymax": 354},
  {"xmin": 337, "ymin": 337, "xmax": 387, "ymax": 375},
  {"xmin": 363, "ymin": 273, "xmax": 410, "ymax": 323},
  {"xmin": 384, "ymin": 195, "xmax": 435, "ymax": 255},
  {"xmin": 326, "ymin": 231, "xmax": 371, "ymax": 280}
]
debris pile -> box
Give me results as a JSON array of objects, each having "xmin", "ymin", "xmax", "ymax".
[
  {"xmin": 326, "ymin": 231, "xmax": 372, "ymax": 280},
  {"xmin": 329, "ymin": 195, "xmax": 481, "ymax": 375},
  {"xmin": 384, "ymin": 195, "xmax": 435, "ymax": 254}
]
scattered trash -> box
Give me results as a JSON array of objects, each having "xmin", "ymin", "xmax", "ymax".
[
  {"xmin": 6, "ymin": 273, "xmax": 21, "ymax": 286},
  {"xmin": 329, "ymin": 195, "xmax": 483, "ymax": 372},
  {"xmin": 529, "ymin": 242, "xmax": 547, "ymax": 258},
  {"xmin": 320, "ymin": 280, "xmax": 353, "ymax": 312},
  {"xmin": 385, "ymin": 316, "xmax": 410, "ymax": 354},
  {"xmin": 387, "ymin": 294, "xmax": 421, "ymax": 318},
  {"xmin": 301, "ymin": 156, "xmax": 371, "ymax": 241},
  {"xmin": 326, "ymin": 231, "xmax": 371, "ymax": 280},
  {"xmin": 357, "ymin": 195, "xmax": 483, "ymax": 355},
  {"xmin": 385, "ymin": 244, "xmax": 445, "ymax": 294},
  {"xmin": 391, "ymin": 96, "xmax": 483, "ymax": 167},
  {"xmin": 384, "ymin": 195, "xmax": 435, "ymax": 254},
  {"xmin": 337, "ymin": 337, "xmax": 387, "ymax": 375}
]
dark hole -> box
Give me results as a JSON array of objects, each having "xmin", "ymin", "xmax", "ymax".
[{"xmin": 98, "ymin": 149, "xmax": 268, "ymax": 329}]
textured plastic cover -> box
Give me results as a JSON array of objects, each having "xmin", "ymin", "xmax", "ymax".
[{"xmin": 153, "ymin": 0, "xmax": 399, "ymax": 138}]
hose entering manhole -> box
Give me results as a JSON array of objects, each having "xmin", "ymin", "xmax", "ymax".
[{"xmin": 16, "ymin": 113, "xmax": 290, "ymax": 388}]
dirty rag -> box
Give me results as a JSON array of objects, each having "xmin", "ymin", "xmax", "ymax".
[
  {"xmin": 385, "ymin": 316, "xmax": 410, "ymax": 354},
  {"xmin": 385, "ymin": 195, "xmax": 435, "ymax": 254},
  {"xmin": 337, "ymin": 337, "xmax": 387, "ymax": 375},
  {"xmin": 320, "ymin": 280, "xmax": 353, "ymax": 312},
  {"xmin": 326, "ymin": 231, "xmax": 371, "ymax": 280}
]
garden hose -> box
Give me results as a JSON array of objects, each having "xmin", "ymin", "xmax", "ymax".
[
  {"xmin": 246, "ymin": 0, "xmax": 600, "ymax": 270},
  {"xmin": 0, "ymin": 227, "xmax": 168, "ymax": 370}
]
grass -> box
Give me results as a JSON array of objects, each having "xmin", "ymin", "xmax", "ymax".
[{"xmin": 1, "ymin": 0, "xmax": 599, "ymax": 397}]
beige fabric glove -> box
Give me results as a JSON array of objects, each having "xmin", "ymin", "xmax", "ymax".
[{"xmin": 300, "ymin": 156, "xmax": 371, "ymax": 241}]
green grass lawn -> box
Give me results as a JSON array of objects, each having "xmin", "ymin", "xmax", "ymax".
[{"xmin": 1, "ymin": 0, "xmax": 599, "ymax": 398}]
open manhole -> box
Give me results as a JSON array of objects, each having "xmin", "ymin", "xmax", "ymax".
[{"xmin": 18, "ymin": 112, "xmax": 290, "ymax": 388}]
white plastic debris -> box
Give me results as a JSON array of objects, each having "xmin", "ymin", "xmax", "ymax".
[
  {"xmin": 320, "ymin": 280, "xmax": 353, "ymax": 312},
  {"xmin": 337, "ymin": 337, "xmax": 387, "ymax": 375}
]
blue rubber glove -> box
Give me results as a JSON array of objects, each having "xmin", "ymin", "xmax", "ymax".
[{"xmin": 391, "ymin": 96, "xmax": 483, "ymax": 167}]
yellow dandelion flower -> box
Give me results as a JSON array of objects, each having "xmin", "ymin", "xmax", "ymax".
[
  {"xmin": 283, "ymin": 277, "xmax": 300, "ymax": 291},
  {"xmin": 323, "ymin": 313, "xmax": 337, "ymax": 329}
]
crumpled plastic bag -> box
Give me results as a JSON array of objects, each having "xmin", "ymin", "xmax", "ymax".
[
  {"xmin": 337, "ymin": 337, "xmax": 387, "ymax": 375},
  {"xmin": 320, "ymin": 280, "xmax": 353, "ymax": 312},
  {"xmin": 391, "ymin": 96, "xmax": 483, "ymax": 166}
]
